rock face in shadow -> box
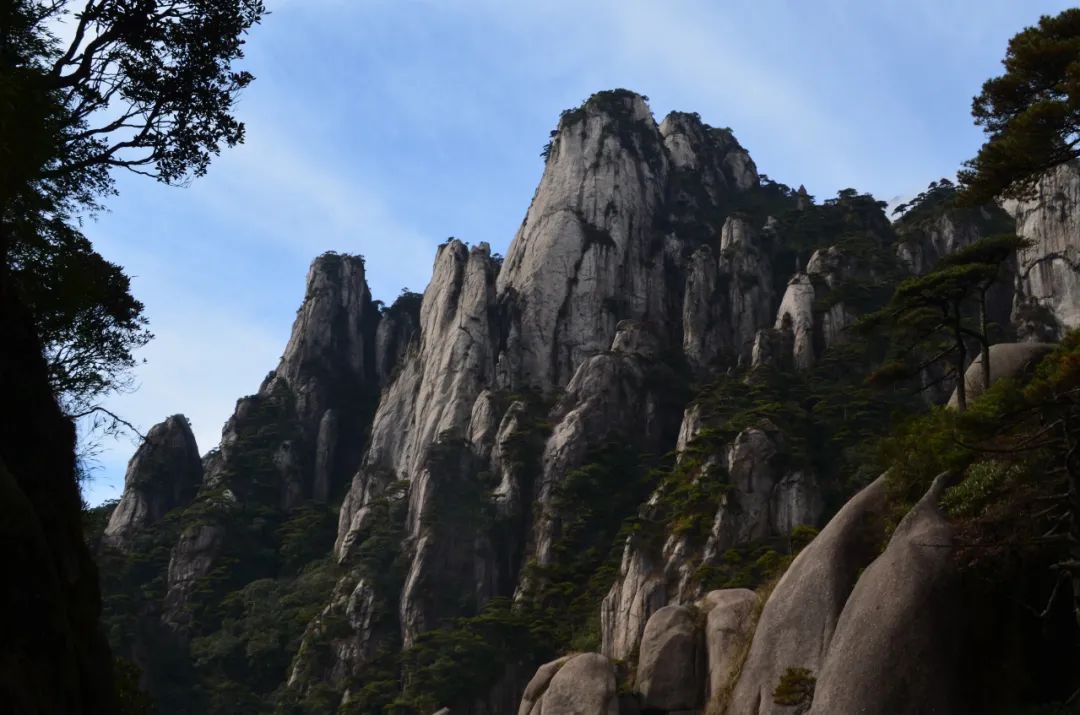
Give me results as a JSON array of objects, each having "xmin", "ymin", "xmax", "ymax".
[
  {"xmin": 0, "ymin": 276, "xmax": 117, "ymax": 713},
  {"xmin": 104, "ymin": 415, "xmax": 202, "ymax": 548},
  {"xmin": 808, "ymin": 476, "xmax": 961, "ymax": 714},
  {"xmin": 728, "ymin": 476, "xmax": 888, "ymax": 715},
  {"xmin": 273, "ymin": 252, "xmax": 383, "ymax": 503}
]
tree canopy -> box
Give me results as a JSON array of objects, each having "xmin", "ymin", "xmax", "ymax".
[
  {"xmin": 958, "ymin": 9, "xmax": 1080, "ymax": 203},
  {"xmin": 1, "ymin": 0, "xmax": 265, "ymax": 422}
]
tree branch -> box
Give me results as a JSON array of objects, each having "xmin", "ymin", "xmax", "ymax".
[{"xmin": 69, "ymin": 406, "xmax": 144, "ymax": 440}]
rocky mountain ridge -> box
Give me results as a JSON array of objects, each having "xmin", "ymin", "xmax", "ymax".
[{"xmin": 93, "ymin": 89, "xmax": 1080, "ymax": 714}]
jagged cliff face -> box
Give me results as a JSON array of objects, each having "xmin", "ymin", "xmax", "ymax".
[
  {"xmin": 314, "ymin": 94, "xmax": 778, "ymax": 697},
  {"xmin": 97, "ymin": 91, "xmax": 1080, "ymax": 715},
  {"xmin": 1007, "ymin": 160, "xmax": 1080, "ymax": 339},
  {"xmin": 158, "ymin": 254, "xmax": 386, "ymax": 636},
  {"xmin": 684, "ymin": 216, "xmax": 774, "ymax": 369},
  {"xmin": 495, "ymin": 93, "xmax": 671, "ymax": 392}
]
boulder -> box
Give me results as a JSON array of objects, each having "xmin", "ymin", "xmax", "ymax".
[
  {"xmin": 700, "ymin": 589, "xmax": 759, "ymax": 702},
  {"xmin": 518, "ymin": 655, "xmax": 573, "ymax": 715},
  {"xmin": 948, "ymin": 342, "xmax": 1056, "ymax": 407},
  {"xmin": 809, "ymin": 475, "xmax": 961, "ymax": 714},
  {"xmin": 636, "ymin": 605, "xmax": 704, "ymax": 711},
  {"xmin": 728, "ymin": 476, "xmax": 888, "ymax": 714},
  {"xmin": 521, "ymin": 653, "xmax": 619, "ymax": 715}
]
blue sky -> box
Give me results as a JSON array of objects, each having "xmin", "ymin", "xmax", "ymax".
[{"xmin": 79, "ymin": 0, "xmax": 1076, "ymax": 505}]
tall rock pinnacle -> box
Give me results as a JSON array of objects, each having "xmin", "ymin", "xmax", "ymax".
[{"xmin": 103, "ymin": 414, "xmax": 202, "ymax": 548}]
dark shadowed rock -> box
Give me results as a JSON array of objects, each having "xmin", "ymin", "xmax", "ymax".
[
  {"xmin": 103, "ymin": 414, "xmax": 202, "ymax": 548},
  {"xmin": 374, "ymin": 292, "xmax": 421, "ymax": 384}
]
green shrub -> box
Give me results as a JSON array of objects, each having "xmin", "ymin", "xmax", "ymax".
[{"xmin": 773, "ymin": 667, "xmax": 815, "ymax": 710}]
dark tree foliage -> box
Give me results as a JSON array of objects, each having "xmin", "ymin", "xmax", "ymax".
[
  {"xmin": 866, "ymin": 263, "xmax": 998, "ymax": 410},
  {"xmin": 958, "ymin": 9, "xmax": 1080, "ymax": 203},
  {"xmin": 892, "ymin": 178, "xmax": 957, "ymax": 219},
  {"xmin": 937, "ymin": 234, "xmax": 1031, "ymax": 391},
  {"xmin": 9, "ymin": 217, "xmax": 152, "ymax": 412},
  {"xmin": 0, "ymin": 0, "xmax": 265, "ymax": 424}
]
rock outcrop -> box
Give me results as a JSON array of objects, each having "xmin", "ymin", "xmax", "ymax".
[
  {"xmin": 809, "ymin": 476, "xmax": 960, "ymax": 714},
  {"xmin": 103, "ymin": 415, "xmax": 202, "ymax": 548},
  {"xmin": 332, "ymin": 92, "xmax": 767, "ymax": 678},
  {"xmin": 683, "ymin": 217, "xmax": 774, "ymax": 370},
  {"xmin": 99, "ymin": 89, "xmax": 1080, "ymax": 715},
  {"xmin": 762, "ymin": 236, "xmax": 893, "ymax": 372},
  {"xmin": 896, "ymin": 205, "xmax": 1014, "ymax": 276},
  {"xmin": 772, "ymin": 273, "xmax": 817, "ymax": 371},
  {"xmin": 374, "ymin": 292, "xmax": 421, "ymax": 384},
  {"xmin": 703, "ymin": 424, "xmax": 822, "ymax": 560},
  {"xmin": 528, "ymin": 320, "xmax": 682, "ymax": 576},
  {"xmin": 728, "ymin": 476, "xmax": 887, "ymax": 715},
  {"xmin": 947, "ymin": 342, "xmax": 1056, "ymax": 407},
  {"xmin": 635, "ymin": 605, "xmax": 704, "ymax": 712},
  {"xmin": 335, "ymin": 240, "xmax": 500, "ymax": 654},
  {"xmin": 495, "ymin": 92, "xmax": 672, "ymax": 392},
  {"xmin": 702, "ymin": 589, "xmax": 759, "ymax": 702},
  {"xmin": 162, "ymin": 253, "xmax": 382, "ymax": 633},
  {"xmin": 601, "ymin": 420, "xmax": 822, "ymax": 663},
  {"xmin": 519, "ymin": 653, "xmax": 619, "ymax": 715},
  {"xmin": 1007, "ymin": 161, "xmax": 1080, "ymax": 338}
]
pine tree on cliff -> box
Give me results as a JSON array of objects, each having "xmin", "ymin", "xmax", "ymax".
[{"xmin": 958, "ymin": 8, "xmax": 1080, "ymax": 203}]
